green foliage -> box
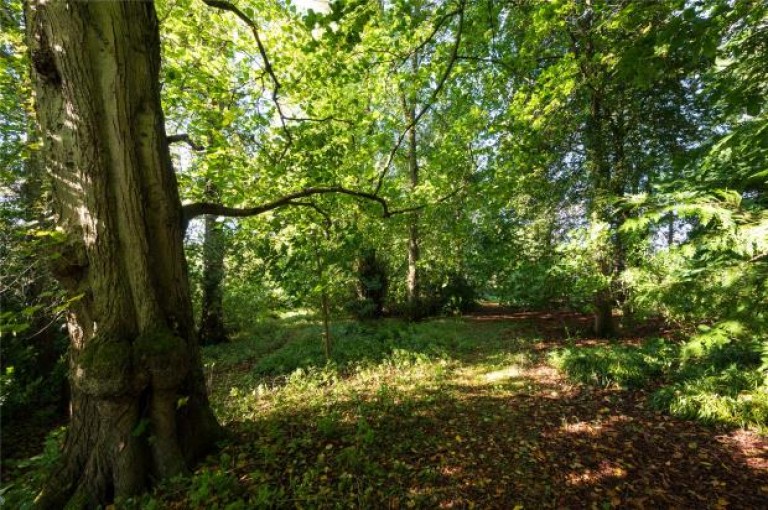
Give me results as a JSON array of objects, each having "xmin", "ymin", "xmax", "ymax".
[
  {"xmin": 0, "ymin": 426, "xmax": 66, "ymax": 509},
  {"xmin": 549, "ymin": 338, "xmax": 678, "ymax": 389},
  {"xmin": 493, "ymin": 223, "xmax": 611, "ymax": 312},
  {"xmin": 653, "ymin": 368, "xmax": 768, "ymax": 430},
  {"xmin": 1, "ymin": 0, "xmax": 69, "ymax": 432},
  {"xmin": 551, "ymin": 329, "xmax": 766, "ymax": 429},
  {"xmin": 1, "ymin": 214, "xmax": 69, "ymax": 424},
  {"xmin": 0, "ymin": 339, "xmax": 67, "ymax": 416}
]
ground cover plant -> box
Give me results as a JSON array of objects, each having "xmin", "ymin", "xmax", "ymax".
[
  {"xmin": 7, "ymin": 311, "xmax": 767, "ymax": 509},
  {"xmin": 109, "ymin": 315, "xmax": 768, "ymax": 508}
]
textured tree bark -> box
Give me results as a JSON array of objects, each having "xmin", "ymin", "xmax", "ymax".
[
  {"xmin": 199, "ymin": 183, "xmax": 228, "ymax": 346},
  {"xmin": 26, "ymin": 1, "xmax": 221, "ymax": 507}
]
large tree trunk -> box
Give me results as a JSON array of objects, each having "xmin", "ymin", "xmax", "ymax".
[{"xmin": 26, "ymin": 1, "xmax": 221, "ymax": 507}]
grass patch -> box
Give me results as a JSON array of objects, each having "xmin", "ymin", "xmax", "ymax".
[
  {"xmin": 203, "ymin": 317, "xmax": 527, "ymax": 424},
  {"xmin": 250, "ymin": 318, "xmax": 521, "ymax": 376}
]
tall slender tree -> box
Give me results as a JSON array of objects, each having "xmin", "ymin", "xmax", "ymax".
[{"xmin": 198, "ymin": 183, "xmax": 228, "ymax": 345}]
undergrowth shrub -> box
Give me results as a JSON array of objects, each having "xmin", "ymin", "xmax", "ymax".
[
  {"xmin": 549, "ymin": 338, "xmax": 678, "ymax": 389},
  {"xmin": 347, "ymin": 249, "xmax": 388, "ymax": 320},
  {"xmin": 551, "ymin": 326, "xmax": 767, "ymax": 430},
  {"xmin": 0, "ymin": 426, "xmax": 66, "ymax": 509},
  {"xmin": 652, "ymin": 368, "xmax": 767, "ymax": 429},
  {"xmin": 390, "ymin": 272, "xmax": 479, "ymax": 320},
  {"xmin": 651, "ymin": 323, "xmax": 767, "ymax": 429}
]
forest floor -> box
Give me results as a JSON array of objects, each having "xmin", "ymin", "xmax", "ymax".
[{"xmin": 4, "ymin": 308, "xmax": 768, "ymax": 509}]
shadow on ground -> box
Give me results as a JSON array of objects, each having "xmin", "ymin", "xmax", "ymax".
[{"xmin": 199, "ymin": 312, "xmax": 767, "ymax": 509}]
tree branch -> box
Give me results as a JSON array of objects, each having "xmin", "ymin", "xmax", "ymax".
[
  {"xmin": 286, "ymin": 200, "xmax": 333, "ymax": 229},
  {"xmin": 404, "ymin": 7, "xmax": 461, "ymax": 64},
  {"xmin": 373, "ymin": 0, "xmax": 465, "ymax": 195},
  {"xmin": 202, "ymin": 0, "xmax": 292, "ymax": 145},
  {"xmin": 182, "ymin": 186, "xmax": 394, "ymax": 228},
  {"xmin": 167, "ymin": 133, "xmax": 205, "ymax": 151},
  {"xmin": 181, "ymin": 184, "xmax": 465, "ymax": 230},
  {"xmin": 282, "ymin": 115, "xmax": 356, "ymax": 126},
  {"xmin": 456, "ymin": 54, "xmax": 514, "ymax": 72}
]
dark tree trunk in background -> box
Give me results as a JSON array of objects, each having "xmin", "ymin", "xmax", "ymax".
[
  {"xmin": 198, "ymin": 183, "xmax": 228, "ymax": 346},
  {"xmin": 667, "ymin": 212, "xmax": 675, "ymax": 247},
  {"xmin": 402, "ymin": 74, "xmax": 420, "ymax": 311},
  {"xmin": 573, "ymin": 4, "xmax": 616, "ymax": 338},
  {"xmin": 586, "ymin": 90, "xmax": 616, "ymax": 339},
  {"xmin": 356, "ymin": 249, "xmax": 388, "ymax": 318},
  {"xmin": 26, "ymin": 1, "xmax": 221, "ymax": 507}
]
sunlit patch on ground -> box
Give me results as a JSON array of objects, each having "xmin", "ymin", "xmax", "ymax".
[
  {"xmin": 565, "ymin": 460, "xmax": 628, "ymax": 486},
  {"xmin": 483, "ymin": 365, "xmax": 523, "ymax": 382},
  {"xmin": 560, "ymin": 419, "xmax": 604, "ymax": 435},
  {"xmin": 718, "ymin": 429, "xmax": 768, "ymax": 471}
]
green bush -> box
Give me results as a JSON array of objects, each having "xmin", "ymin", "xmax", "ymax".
[
  {"xmin": 652, "ymin": 368, "xmax": 767, "ymax": 429},
  {"xmin": 0, "ymin": 426, "xmax": 66, "ymax": 509},
  {"xmin": 348, "ymin": 249, "xmax": 388, "ymax": 320},
  {"xmin": 390, "ymin": 272, "xmax": 478, "ymax": 320},
  {"xmin": 550, "ymin": 330, "xmax": 767, "ymax": 430},
  {"xmin": 438, "ymin": 272, "xmax": 478, "ymax": 315},
  {"xmin": 0, "ymin": 328, "xmax": 68, "ymax": 424},
  {"xmin": 549, "ymin": 338, "xmax": 678, "ymax": 389}
]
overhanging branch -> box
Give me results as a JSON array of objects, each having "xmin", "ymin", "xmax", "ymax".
[
  {"xmin": 181, "ymin": 184, "xmax": 465, "ymax": 230},
  {"xmin": 182, "ymin": 186, "xmax": 393, "ymax": 228}
]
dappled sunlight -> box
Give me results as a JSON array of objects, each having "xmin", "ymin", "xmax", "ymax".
[
  {"xmin": 560, "ymin": 414, "xmax": 635, "ymax": 436},
  {"xmin": 717, "ymin": 429, "xmax": 768, "ymax": 472},
  {"xmin": 483, "ymin": 365, "xmax": 523, "ymax": 383},
  {"xmin": 560, "ymin": 419, "xmax": 605, "ymax": 436},
  {"xmin": 186, "ymin": 315, "xmax": 768, "ymax": 508},
  {"xmin": 565, "ymin": 460, "xmax": 628, "ymax": 487}
]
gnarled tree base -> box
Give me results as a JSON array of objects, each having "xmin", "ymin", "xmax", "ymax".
[{"xmin": 35, "ymin": 379, "xmax": 220, "ymax": 509}]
